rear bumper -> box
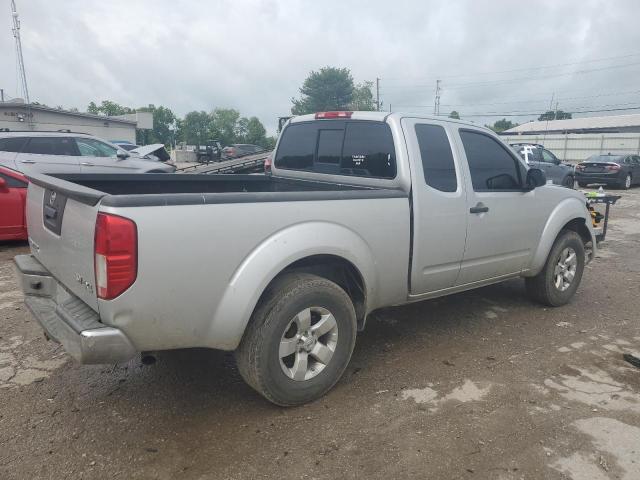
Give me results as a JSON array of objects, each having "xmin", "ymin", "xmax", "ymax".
[
  {"xmin": 575, "ymin": 173, "xmax": 622, "ymax": 185},
  {"xmin": 13, "ymin": 254, "xmax": 137, "ymax": 364}
]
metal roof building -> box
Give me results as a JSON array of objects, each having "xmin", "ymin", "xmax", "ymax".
[
  {"xmin": 504, "ymin": 113, "xmax": 640, "ymax": 135},
  {"xmin": 0, "ymin": 101, "xmax": 152, "ymax": 144}
]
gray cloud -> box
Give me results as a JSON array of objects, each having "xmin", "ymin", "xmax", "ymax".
[{"xmin": 2, "ymin": 0, "xmax": 639, "ymax": 132}]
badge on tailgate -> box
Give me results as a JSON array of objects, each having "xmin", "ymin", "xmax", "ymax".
[{"xmin": 43, "ymin": 188, "xmax": 68, "ymax": 235}]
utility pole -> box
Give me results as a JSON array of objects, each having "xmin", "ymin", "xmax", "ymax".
[
  {"xmin": 433, "ymin": 79, "xmax": 441, "ymax": 116},
  {"xmin": 11, "ymin": 0, "xmax": 30, "ymax": 105},
  {"xmin": 0, "ymin": 89, "xmax": 4, "ymax": 103},
  {"xmin": 375, "ymin": 77, "xmax": 380, "ymax": 111}
]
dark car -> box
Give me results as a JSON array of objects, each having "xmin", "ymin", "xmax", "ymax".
[
  {"xmin": 195, "ymin": 140, "xmax": 223, "ymax": 163},
  {"xmin": 575, "ymin": 154, "xmax": 640, "ymax": 189},
  {"xmin": 511, "ymin": 143, "xmax": 575, "ymax": 187},
  {"xmin": 222, "ymin": 144, "xmax": 265, "ymax": 159}
]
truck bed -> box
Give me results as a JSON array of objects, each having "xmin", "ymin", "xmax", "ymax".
[{"xmin": 28, "ymin": 173, "xmax": 405, "ymax": 207}]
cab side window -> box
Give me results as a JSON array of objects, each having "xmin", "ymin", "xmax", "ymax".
[
  {"xmin": 541, "ymin": 150, "xmax": 557, "ymax": 163},
  {"xmin": 460, "ymin": 130, "xmax": 522, "ymax": 191},
  {"xmin": 415, "ymin": 124, "xmax": 457, "ymax": 192}
]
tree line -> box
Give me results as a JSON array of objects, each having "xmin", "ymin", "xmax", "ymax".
[{"xmin": 86, "ymin": 101, "xmax": 274, "ymax": 149}]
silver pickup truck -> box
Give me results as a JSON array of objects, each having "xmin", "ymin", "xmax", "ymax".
[{"xmin": 15, "ymin": 111, "xmax": 595, "ymax": 406}]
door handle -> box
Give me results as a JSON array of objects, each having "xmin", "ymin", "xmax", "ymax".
[
  {"xmin": 20, "ymin": 160, "xmax": 36, "ymax": 164},
  {"xmin": 469, "ymin": 203, "xmax": 489, "ymax": 214},
  {"xmin": 80, "ymin": 162, "xmax": 94, "ymax": 166}
]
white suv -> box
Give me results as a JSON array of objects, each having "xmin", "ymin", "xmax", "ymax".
[{"xmin": 0, "ymin": 131, "xmax": 175, "ymax": 174}]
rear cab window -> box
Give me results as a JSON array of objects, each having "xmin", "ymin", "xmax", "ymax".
[{"xmin": 274, "ymin": 120, "xmax": 396, "ymax": 179}]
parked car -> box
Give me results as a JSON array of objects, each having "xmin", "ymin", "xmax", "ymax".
[
  {"xmin": 129, "ymin": 144, "xmax": 172, "ymax": 163},
  {"xmin": 195, "ymin": 140, "xmax": 223, "ymax": 163},
  {"xmin": 0, "ymin": 166, "xmax": 28, "ymax": 241},
  {"xmin": 575, "ymin": 154, "xmax": 640, "ymax": 189},
  {"xmin": 222, "ymin": 143, "xmax": 265, "ymax": 158},
  {"xmin": 15, "ymin": 111, "xmax": 595, "ymax": 406},
  {"xmin": 0, "ymin": 132, "xmax": 175, "ymax": 174},
  {"xmin": 511, "ymin": 143, "xmax": 575, "ymax": 187}
]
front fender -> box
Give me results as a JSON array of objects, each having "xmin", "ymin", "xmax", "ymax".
[
  {"xmin": 527, "ymin": 196, "xmax": 594, "ymax": 276},
  {"xmin": 207, "ymin": 221, "xmax": 377, "ymax": 350}
]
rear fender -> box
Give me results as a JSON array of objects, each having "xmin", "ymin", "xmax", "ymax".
[
  {"xmin": 526, "ymin": 197, "xmax": 595, "ymax": 276},
  {"xmin": 208, "ymin": 221, "xmax": 377, "ymax": 350}
]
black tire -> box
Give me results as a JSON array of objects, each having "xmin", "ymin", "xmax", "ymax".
[
  {"xmin": 619, "ymin": 174, "xmax": 632, "ymax": 190},
  {"xmin": 525, "ymin": 230, "xmax": 585, "ymax": 307},
  {"xmin": 562, "ymin": 175, "xmax": 575, "ymax": 188},
  {"xmin": 235, "ymin": 273, "xmax": 357, "ymax": 406}
]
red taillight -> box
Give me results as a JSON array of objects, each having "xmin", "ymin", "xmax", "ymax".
[
  {"xmin": 264, "ymin": 155, "xmax": 272, "ymax": 174},
  {"xmin": 315, "ymin": 111, "xmax": 353, "ymax": 119},
  {"xmin": 94, "ymin": 213, "xmax": 137, "ymax": 300},
  {"xmin": 606, "ymin": 164, "xmax": 620, "ymax": 171}
]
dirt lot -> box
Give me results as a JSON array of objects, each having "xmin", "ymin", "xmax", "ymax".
[{"xmin": 1, "ymin": 190, "xmax": 639, "ymax": 480}]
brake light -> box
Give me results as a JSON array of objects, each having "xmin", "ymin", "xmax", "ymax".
[
  {"xmin": 315, "ymin": 111, "xmax": 353, "ymax": 119},
  {"xmin": 94, "ymin": 213, "xmax": 137, "ymax": 300},
  {"xmin": 606, "ymin": 164, "xmax": 620, "ymax": 171},
  {"xmin": 264, "ymin": 155, "xmax": 272, "ymax": 174}
]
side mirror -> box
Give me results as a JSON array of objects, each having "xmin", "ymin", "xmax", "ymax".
[
  {"xmin": 116, "ymin": 151, "xmax": 129, "ymax": 160},
  {"xmin": 525, "ymin": 168, "xmax": 546, "ymax": 190}
]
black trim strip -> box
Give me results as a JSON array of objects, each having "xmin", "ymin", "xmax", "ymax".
[{"xmin": 101, "ymin": 188, "xmax": 407, "ymax": 207}]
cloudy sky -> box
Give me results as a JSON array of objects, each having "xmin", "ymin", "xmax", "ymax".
[{"xmin": 2, "ymin": 0, "xmax": 640, "ymax": 133}]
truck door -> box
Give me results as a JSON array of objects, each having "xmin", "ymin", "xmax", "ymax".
[
  {"xmin": 454, "ymin": 128, "xmax": 540, "ymax": 285},
  {"xmin": 401, "ymin": 119, "xmax": 468, "ymax": 294}
]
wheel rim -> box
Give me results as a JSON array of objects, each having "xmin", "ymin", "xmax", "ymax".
[
  {"xmin": 279, "ymin": 307, "xmax": 339, "ymax": 381},
  {"xmin": 553, "ymin": 247, "xmax": 577, "ymax": 292},
  {"xmin": 626, "ymin": 175, "xmax": 631, "ymax": 189}
]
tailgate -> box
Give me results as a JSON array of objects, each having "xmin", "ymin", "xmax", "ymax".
[{"xmin": 25, "ymin": 176, "xmax": 104, "ymax": 312}]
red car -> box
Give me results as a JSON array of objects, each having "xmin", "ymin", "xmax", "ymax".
[{"xmin": 0, "ymin": 166, "xmax": 28, "ymax": 241}]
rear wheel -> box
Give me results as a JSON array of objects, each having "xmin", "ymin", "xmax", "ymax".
[
  {"xmin": 620, "ymin": 174, "xmax": 632, "ymax": 190},
  {"xmin": 235, "ymin": 273, "xmax": 357, "ymax": 406},
  {"xmin": 525, "ymin": 230, "xmax": 585, "ymax": 307}
]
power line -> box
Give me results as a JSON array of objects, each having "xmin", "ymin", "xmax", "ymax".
[
  {"xmin": 380, "ymin": 61, "xmax": 640, "ymax": 91},
  {"xmin": 432, "ymin": 105, "xmax": 640, "ymax": 118},
  {"xmin": 381, "ymin": 52, "xmax": 640, "ymax": 83}
]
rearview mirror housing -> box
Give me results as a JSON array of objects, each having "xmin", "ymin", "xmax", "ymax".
[
  {"xmin": 116, "ymin": 151, "xmax": 129, "ymax": 160},
  {"xmin": 525, "ymin": 168, "xmax": 546, "ymax": 190}
]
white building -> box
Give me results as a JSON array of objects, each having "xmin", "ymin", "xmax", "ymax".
[
  {"xmin": 504, "ymin": 113, "xmax": 640, "ymax": 135},
  {"xmin": 0, "ymin": 101, "xmax": 152, "ymax": 144}
]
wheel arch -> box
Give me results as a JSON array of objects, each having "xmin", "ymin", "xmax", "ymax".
[
  {"xmin": 208, "ymin": 222, "xmax": 377, "ymax": 350},
  {"xmin": 526, "ymin": 198, "xmax": 595, "ymax": 276}
]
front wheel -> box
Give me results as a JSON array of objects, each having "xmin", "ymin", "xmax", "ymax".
[
  {"xmin": 525, "ymin": 230, "xmax": 585, "ymax": 307},
  {"xmin": 235, "ymin": 273, "xmax": 357, "ymax": 406},
  {"xmin": 562, "ymin": 175, "xmax": 575, "ymax": 188}
]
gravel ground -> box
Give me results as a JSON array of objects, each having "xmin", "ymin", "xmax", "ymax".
[{"xmin": 1, "ymin": 189, "xmax": 639, "ymax": 480}]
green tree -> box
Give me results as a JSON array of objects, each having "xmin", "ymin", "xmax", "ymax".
[
  {"xmin": 182, "ymin": 111, "xmax": 213, "ymax": 146},
  {"xmin": 211, "ymin": 108, "xmax": 241, "ymax": 146},
  {"xmin": 291, "ymin": 67, "xmax": 354, "ymax": 115},
  {"xmin": 243, "ymin": 117, "xmax": 268, "ymax": 145},
  {"xmin": 538, "ymin": 110, "xmax": 572, "ymax": 121},
  {"xmin": 487, "ymin": 118, "xmax": 517, "ymax": 132},
  {"xmin": 87, "ymin": 101, "xmax": 99, "ymax": 114},
  {"xmin": 86, "ymin": 100, "xmax": 134, "ymax": 116},
  {"xmin": 350, "ymin": 81, "xmax": 376, "ymax": 111},
  {"xmin": 448, "ymin": 111, "xmax": 460, "ymax": 119}
]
